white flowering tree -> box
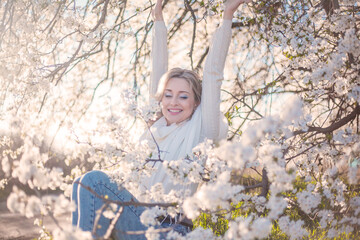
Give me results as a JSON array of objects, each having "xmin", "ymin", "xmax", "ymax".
[{"xmin": 0, "ymin": 0, "xmax": 359, "ymax": 239}]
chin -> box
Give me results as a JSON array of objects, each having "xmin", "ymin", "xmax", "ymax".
[
  {"xmin": 164, "ymin": 112, "xmax": 192, "ymax": 125},
  {"xmin": 165, "ymin": 117, "xmax": 181, "ymax": 125}
]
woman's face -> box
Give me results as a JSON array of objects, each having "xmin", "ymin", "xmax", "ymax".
[{"xmin": 161, "ymin": 77, "xmax": 197, "ymax": 125}]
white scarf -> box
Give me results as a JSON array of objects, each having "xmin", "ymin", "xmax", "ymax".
[{"xmin": 142, "ymin": 104, "xmax": 204, "ymax": 195}]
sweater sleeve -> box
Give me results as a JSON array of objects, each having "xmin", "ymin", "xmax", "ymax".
[
  {"xmin": 201, "ymin": 20, "xmax": 232, "ymax": 141},
  {"xmin": 150, "ymin": 20, "xmax": 168, "ymax": 98}
]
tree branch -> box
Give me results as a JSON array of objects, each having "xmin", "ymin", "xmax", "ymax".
[
  {"xmin": 259, "ymin": 168, "xmax": 269, "ymax": 197},
  {"xmin": 184, "ymin": 0, "xmax": 197, "ymax": 70},
  {"xmin": 293, "ymin": 104, "xmax": 360, "ymax": 136},
  {"xmin": 91, "ymin": 0, "xmax": 110, "ymax": 32}
]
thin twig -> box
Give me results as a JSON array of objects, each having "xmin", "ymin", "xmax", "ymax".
[
  {"xmin": 75, "ymin": 181, "xmax": 178, "ymax": 208},
  {"xmin": 104, "ymin": 207, "xmax": 124, "ymax": 239},
  {"xmin": 92, "ymin": 203, "xmax": 107, "ymax": 237}
]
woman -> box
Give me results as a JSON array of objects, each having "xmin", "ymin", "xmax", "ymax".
[{"xmin": 72, "ymin": 0, "xmax": 249, "ymax": 239}]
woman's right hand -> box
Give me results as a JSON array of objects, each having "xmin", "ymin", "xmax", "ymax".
[
  {"xmin": 152, "ymin": 0, "xmax": 164, "ymax": 21},
  {"xmin": 223, "ymin": 0, "xmax": 252, "ymax": 19}
]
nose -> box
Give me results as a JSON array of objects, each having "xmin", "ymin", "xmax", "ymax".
[{"xmin": 170, "ymin": 96, "xmax": 178, "ymax": 106}]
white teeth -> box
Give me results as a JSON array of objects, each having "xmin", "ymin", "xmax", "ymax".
[{"xmin": 169, "ymin": 109, "xmax": 182, "ymax": 113}]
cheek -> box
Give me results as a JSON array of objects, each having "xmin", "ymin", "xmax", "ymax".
[
  {"xmin": 185, "ymin": 101, "xmax": 196, "ymax": 112},
  {"xmin": 160, "ymin": 98, "xmax": 169, "ymax": 107},
  {"xmin": 160, "ymin": 101, "xmax": 170, "ymax": 116},
  {"xmin": 160, "ymin": 101, "xmax": 166, "ymax": 112}
]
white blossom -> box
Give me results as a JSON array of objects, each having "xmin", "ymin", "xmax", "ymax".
[
  {"xmin": 145, "ymin": 227, "xmax": 160, "ymax": 240},
  {"xmin": 52, "ymin": 226, "xmax": 92, "ymax": 240},
  {"xmin": 267, "ymin": 196, "xmax": 288, "ymax": 219},
  {"xmin": 278, "ymin": 216, "xmax": 307, "ymax": 240},
  {"xmin": 296, "ymin": 189, "xmax": 321, "ymax": 214},
  {"xmin": 140, "ymin": 207, "xmax": 166, "ymax": 226}
]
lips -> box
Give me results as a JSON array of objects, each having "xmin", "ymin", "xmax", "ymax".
[{"xmin": 168, "ymin": 109, "xmax": 182, "ymax": 115}]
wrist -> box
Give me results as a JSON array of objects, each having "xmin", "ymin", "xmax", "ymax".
[
  {"xmin": 154, "ymin": 14, "xmax": 164, "ymax": 21},
  {"xmin": 152, "ymin": 10, "xmax": 164, "ymax": 21}
]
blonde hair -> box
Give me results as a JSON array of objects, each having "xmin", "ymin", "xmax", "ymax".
[{"xmin": 155, "ymin": 68, "xmax": 202, "ymax": 104}]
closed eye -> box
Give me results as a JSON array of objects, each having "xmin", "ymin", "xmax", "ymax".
[{"xmin": 180, "ymin": 95, "xmax": 188, "ymax": 99}]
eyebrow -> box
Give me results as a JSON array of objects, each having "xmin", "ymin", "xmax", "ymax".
[{"xmin": 164, "ymin": 89, "xmax": 190, "ymax": 94}]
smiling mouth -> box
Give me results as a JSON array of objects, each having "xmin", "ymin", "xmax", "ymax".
[{"xmin": 168, "ymin": 109, "xmax": 182, "ymax": 113}]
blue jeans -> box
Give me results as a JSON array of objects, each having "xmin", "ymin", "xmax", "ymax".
[{"xmin": 71, "ymin": 170, "xmax": 190, "ymax": 239}]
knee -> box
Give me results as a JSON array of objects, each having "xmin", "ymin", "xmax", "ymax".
[
  {"xmin": 79, "ymin": 170, "xmax": 109, "ymax": 187},
  {"xmin": 72, "ymin": 176, "xmax": 81, "ymax": 194},
  {"xmin": 72, "ymin": 176, "xmax": 81, "ymax": 186}
]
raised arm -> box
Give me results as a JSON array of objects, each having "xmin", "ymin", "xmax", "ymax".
[
  {"xmin": 202, "ymin": 0, "xmax": 251, "ymax": 141},
  {"xmin": 150, "ymin": 0, "xmax": 168, "ymax": 98}
]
